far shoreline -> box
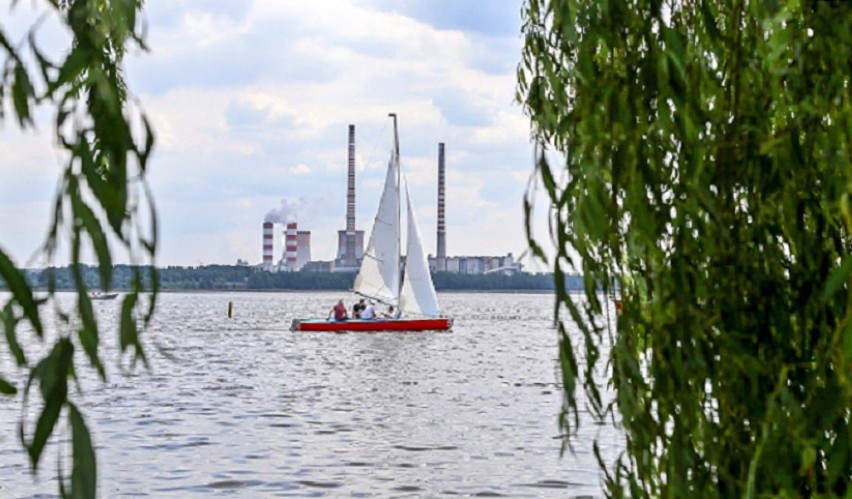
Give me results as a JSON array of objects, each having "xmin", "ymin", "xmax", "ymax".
[{"xmin": 35, "ymin": 288, "xmax": 585, "ymax": 295}]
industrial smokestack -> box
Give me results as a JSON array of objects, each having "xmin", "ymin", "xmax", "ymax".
[
  {"xmin": 436, "ymin": 142, "xmax": 446, "ymax": 271},
  {"xmin": 285, "ymin": 222, "xmax": 298, "ymax": 270},
  {"xmin": 263, "ymin": 222, "xmax": 274, "ymax": 268},
  {"xmin": 345, "ymin": 124, "xmax": 356, "ymax": 267}
]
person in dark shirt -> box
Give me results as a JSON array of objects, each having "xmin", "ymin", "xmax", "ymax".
[
  {"xmin": 352, "ymin": 298, "xmax": 366, "ymax": 319},
  {"xmin": 329, "ymin": 299, "xmax": 348, "ymax": 321}
]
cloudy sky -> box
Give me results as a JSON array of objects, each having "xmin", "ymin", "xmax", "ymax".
[{"xmin": 1, "ymin": 0, "xmax": 549, "ymax": 268}]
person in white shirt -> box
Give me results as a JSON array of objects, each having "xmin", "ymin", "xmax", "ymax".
[
  {"xmin": 361, "ymin": 301, "xmax": 376, "ymax": 319},
  {"xmin": 384, "ymin": 305, "xmax": 400, "ymax": 319}
]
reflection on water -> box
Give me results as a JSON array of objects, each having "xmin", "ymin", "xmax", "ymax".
[{"xmin": 0, "ymin": 291, "xmax": 621, "ymax": 497}]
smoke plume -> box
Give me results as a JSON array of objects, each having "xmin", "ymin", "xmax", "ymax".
[{"xmin": 264, "ymin": 197, "xmax": 321, "ymax": 225}]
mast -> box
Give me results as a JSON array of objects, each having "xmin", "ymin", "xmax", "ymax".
[{"xmin": 389, "ymin": 112, "xmax": 402, "ymax": 295}]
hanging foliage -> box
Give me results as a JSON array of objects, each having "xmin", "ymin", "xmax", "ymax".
[
  {"xmin": 518, "ymin": 0, "xmax": 851, "ymax": 496},
  {"xmin": 1, "ymin": 1, "xmax": 156, "ymax": 497}
]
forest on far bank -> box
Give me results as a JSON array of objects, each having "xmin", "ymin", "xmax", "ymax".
[{"xmin": 5, "ymin": 264, "xmax": 584, "ymax": 292}]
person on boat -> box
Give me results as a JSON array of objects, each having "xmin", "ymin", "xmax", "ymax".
[
  {"xmin": 352, "ymin": 298, "xmax": 366, "ymax": 319},
  {"xmin": 383, "ymin": 305, "xmax": 400, "ymax": 319},
  {"xmin": 360, "ymin": 300, "xmax": 377, "ymax": 319},
  {"xmin": 329, "ymin": 299, "xmax": 348, "ymax": 321}
]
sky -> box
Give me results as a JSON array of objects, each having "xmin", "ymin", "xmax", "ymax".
[{"xmin": 0, "ymin": 0, "xmax": 551, "ymax": 268}]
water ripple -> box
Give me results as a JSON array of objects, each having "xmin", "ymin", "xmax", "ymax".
[{"xmin": 0, "ymin": 291, "xmax": 621, "ymax": 498}]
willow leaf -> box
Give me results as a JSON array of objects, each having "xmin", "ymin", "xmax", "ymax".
[
  {"xmin": 68, "ymin": 403, "xmax": 97, "ymax": 499},
  {"xmin": 0, "ymin": 248, "xmax": 43, "ymax": 337}
]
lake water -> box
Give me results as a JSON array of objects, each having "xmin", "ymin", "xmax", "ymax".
[{"xmin": 0, "ymin": 291, "xmax": 622, "ymax": 497}]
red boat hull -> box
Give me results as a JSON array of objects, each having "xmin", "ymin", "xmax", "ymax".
[{"xmin": 291, "ymin": 318, "xmax": 452, "ymax": 332}]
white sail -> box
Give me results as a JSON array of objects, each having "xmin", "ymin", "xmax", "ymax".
[
  {"xmin": 352, "ymin": 152, "xmax": 400, "ymax": 305},
  {"xmin": 399, "ymin": 180, "xmax": 441, "ymax": 317}
]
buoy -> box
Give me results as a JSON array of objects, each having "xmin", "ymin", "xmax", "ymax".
[{"xmin": 228, "ymin": 301, "xmax": 233, "ymax": 318}]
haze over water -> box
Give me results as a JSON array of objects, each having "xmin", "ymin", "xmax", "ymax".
[{"xmin": 0, "ymin": 292, "xmax": 621, "ymax": 497}]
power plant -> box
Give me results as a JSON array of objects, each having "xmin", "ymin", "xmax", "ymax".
[
  {"xmin": 261, "ymin": 220, "xmax": 311, "ymax": 271},
  {"xmin": 258, "ymin": 123, "xmax": 523, "ymax": 275},
  {"xmin": 259, "ymin": 124, "xmax": 363, "ymax": 273}
]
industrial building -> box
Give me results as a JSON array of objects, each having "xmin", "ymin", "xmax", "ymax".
[{"xmin": 428, "ymin": 253, "xmax": 522, "ymax": 276}]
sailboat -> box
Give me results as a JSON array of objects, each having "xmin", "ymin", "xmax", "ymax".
[{"xmin": 291, "ymin": 114, "xmax": 453, "ymax": 332}]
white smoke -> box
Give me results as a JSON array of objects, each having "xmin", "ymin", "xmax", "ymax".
[
  {"xmin": 264, "ymin": 197, "xmax": 322, "ymax": 225},
  {"xmin": 264, "ymin": 198, "xmax": 297, "ymax": 224}
]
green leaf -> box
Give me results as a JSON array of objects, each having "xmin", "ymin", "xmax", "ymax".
[
  {"xmin": 0, "ymin": 28, "xmax": 16, "ymax": 56},
  {"xmin": 523, "ymin": 189, "xmax": 548, "ymax": 262},
  {"xmin": 699, "ymin": 0, "xmax": 721, "ymax": 44},
  {"xmin": 24, "ymin": 338, "xmax": 73, "ymax": 469},
  {"xmin": 143, "ymin": 265, "xmax": 159, "ymax": 327},
  {"xmin": 76, "ymin": 323, "xmax": 105, "ymax": 382},
  {"xmin": 823, "ymin": 255, "xmax": 851, "ymax": 302},
  {"xmin": 120, "ymin": 292, "xmax": 146, "ymax": 366},
  {"xmin": 138, "ymin": 114, "xmax": 156, "ymax": 170},
  {"xmin": 68, "ymin": 403, "xmax": 97, "ymax": 499},
  {"xmin": 12, "ymin": 64, "xmax": 33, "ymax": 127},
  {"xmin": 72, "ymin": 191, "xmax": 113, "ymax": 292},
  {"xmin": 66, "ymin": 227, "xmax": 105, "ymax": 380},
  {"xmin": 0, "ymin": 247, "xmax": 43, "ymax": 337},
  {"xmin": 842, "ymin": 320, "xmax": 852, "ymax": 367},
  {"xmin": 3, "ymin": 302, "xmax": 28, "ymax": 366},
  {"xmin": 0, "ymin": 376, "xmax": 16, "ymax": 395},
  {"xmin": 55, "ymin": 46, "xmax": 89, "ymax": 91},
  {"xmin": 79, "ymin": 135, "xmax": 106, "ymax": 202}
]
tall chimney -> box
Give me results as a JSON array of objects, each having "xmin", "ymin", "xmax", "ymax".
[
  {"xmin": 262, "ymin": 222, "xmax": 274, "ymax": 268},
  {"xmin": 345, "ymin": 124, "xmax": 356, "ymax": 266},
  {"xmin": 436, "ymin": 142, "xmax": 446, "ymax": 271},
  {"xmin": 285, "ymin": 222, "xmax": 298, "ymax": 270}
]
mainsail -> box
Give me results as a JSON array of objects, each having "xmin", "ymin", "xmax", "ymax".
[
  {"xmin": 399, "ymin": 180, "xmax": 440, "ymax": 317},
  {"xmin": 352, "ymin": 152, "xmax": 400, "ymax": 305}
]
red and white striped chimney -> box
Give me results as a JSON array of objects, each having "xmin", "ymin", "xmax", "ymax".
[
  {"xmin": 262, "ymin": 222, "xmax": 274, "ymax": 267},
  {"xmin": 285, "ymin": 222, "xmax": 298, "ymax": 270}
]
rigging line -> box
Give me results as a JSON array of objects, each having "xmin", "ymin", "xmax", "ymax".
[
  {"xmin": 357, "ymin": 120, "xmax": 390, "ymax": 177},
  {"xmin": 353, "ymin": 290, "xmax": 395, "ymax": 308},
  {"xmin": 355, "ymin": 120, "xmax": 391, "ymax": 230}
]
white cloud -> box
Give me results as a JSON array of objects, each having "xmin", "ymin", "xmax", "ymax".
[{"xmin": 290, "ymin": 164, "xmax": 312, "ymax": 175}]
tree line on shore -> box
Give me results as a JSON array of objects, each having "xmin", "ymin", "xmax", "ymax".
[{"xmin": 4, "ymin": 264, "xmax": 584, "ymax": 292}]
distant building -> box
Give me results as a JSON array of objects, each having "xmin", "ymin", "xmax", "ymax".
[
  {"xmin": 302, "ymin": 260, "xmax": 335, "ymax": 273},
  {"xmin": 333, "ymin": 229, "xmax": 364, "ymax": 272},
  {"xmin": 428, "ymin": 253, "xmax": 522, "ymax": 275}
]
